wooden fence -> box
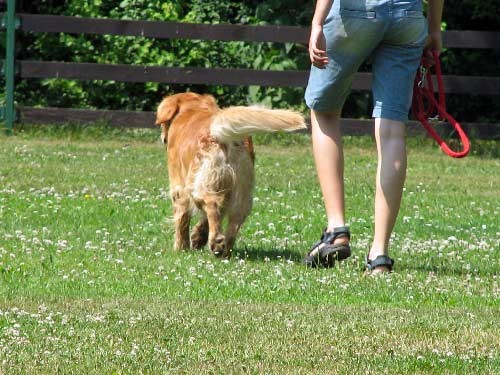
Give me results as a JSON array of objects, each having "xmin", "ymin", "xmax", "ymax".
[{"xmin": 2, "ymin": 2, "xmax": 500, "ymax": 138}]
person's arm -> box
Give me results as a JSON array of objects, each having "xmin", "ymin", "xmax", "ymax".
[
  {"xmin": 426, "ymin": 0, "xmax": 444, "ymax": 54},
  {"xmin": 309, "ymin": 0, "xmax": 334, "ymax": 68}
]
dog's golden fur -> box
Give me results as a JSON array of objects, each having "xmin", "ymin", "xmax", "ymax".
[{"xmin": 156, "ymin": 92, "xmax": 305, "ymax": 258}]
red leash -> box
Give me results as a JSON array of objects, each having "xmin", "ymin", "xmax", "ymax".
[{"xmin": 412, "ymin": 50, "xmax": 470, "ymax": 158}]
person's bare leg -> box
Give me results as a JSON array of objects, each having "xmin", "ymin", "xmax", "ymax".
[
  {"xmin": 310, "ymin": 110, "xmax": 348, "ymax": 247},
  {"xmin": 369, "ymin": 117, "xmax": 407, "ymax": 273}
]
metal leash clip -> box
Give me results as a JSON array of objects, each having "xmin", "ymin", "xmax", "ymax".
[
  {"xmin": 428, "ymin": 115, "xmax": 443, "ymax": 125},
  {"xmin": 417, "ymin": 66, "xmax": 427, "ymax": 88}
]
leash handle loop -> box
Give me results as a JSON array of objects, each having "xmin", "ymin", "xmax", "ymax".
[{"xmin": 412, "ymin": 50, "xmax": 470, "ymax": 158}]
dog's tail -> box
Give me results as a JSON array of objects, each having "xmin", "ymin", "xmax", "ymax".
[{"xmin": 210, "ymin": 106, "xmax": 306, "ymax": 142}]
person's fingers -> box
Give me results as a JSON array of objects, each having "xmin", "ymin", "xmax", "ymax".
[
  {"xmin": 422, "ymin": 48, "xmax": 440, "ymax": 67},
  {"xmin": 308, "ymin": 29, "xmax": 328, "ymax": 68},
  {"xmin": 311, "ymin": 59, "xmax": 328, "ymax": 68},
  {"xmin": 310, "ymin": 44, "xmax": 326, "ymax": 54},
  {"xmin": 310, "ymin": 45, "xmax": 327, "ymax": 56},
  {"xmin": 310, "ymin": 54, "xmax": 328, "ymax": 68},
  {"xmin": 309, "ymin": 50, "xmax": 328, "ymax": 63},
  {"xmin": 310, "ymin": 55, "xmax": 328, "ymax": 64},
  {"xmin": 309, "ymin": 46, "xmax": 326, "ymax": 57},
  {"xmin": 310, "ymin": 59, "xmax": 328, "ymax": 68},
  {"xmin": 422, "ymin": 55, "xmax": 434, "ymax": 67},
  {"xmin": 424, "ymin": 33, "xmax": 442, "ymax": 59}
]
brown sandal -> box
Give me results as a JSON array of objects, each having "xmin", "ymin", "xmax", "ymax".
[
  {"xmin": 303, "ymin": 226, "xmax": 351, "ymax": 268},
  {"xmin": 365, "ymin": 255, "xmax": 394, "ymax": 274}
]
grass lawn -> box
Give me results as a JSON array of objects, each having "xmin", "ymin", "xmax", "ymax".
[{"xmin": 0, "ymin": 126, "xmax": 498, "ymax": 374}]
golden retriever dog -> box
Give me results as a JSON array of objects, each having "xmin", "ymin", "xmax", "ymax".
[{"xmin": 155, "ymin": 92, "xmax": 305, "ymax": 258}]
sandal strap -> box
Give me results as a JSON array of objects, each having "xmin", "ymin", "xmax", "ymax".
[
  {"xmin": 304, "ymin": 226, "xmax": 351, "ymax": 268},
  {"xmin": 365, "ymin": 255, "xmax": 394, "ymax": 271},
  {"xmin": 308, "ymin": 229, "xmax": 332, "ymax": 253},
  {"xmin": 332, "ymin": 226, "xmax": 350, "ymax": 240},
  {"xmin": 321, "ymin": 226, "xmax": 351, "ymax": 243},
  {"xmin": 320, "ymin": 229, "xmax": 336, "ymax": 244},
  {"xmin": 308, "ymin": 226, "xmax": 351, "ymax": 253}
]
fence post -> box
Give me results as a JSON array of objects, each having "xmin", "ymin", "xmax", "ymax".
[{"xmin": 1, "ymin": 0, "xmax": 17, "ymax": 134}]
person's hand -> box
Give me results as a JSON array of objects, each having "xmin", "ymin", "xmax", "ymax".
[
  {"xmin": 309, "ymin": 24, "xmax": 329, "ymax": 69},
  {"xmin": 423, "ymin": 30, "xmax": 442, "ymax": 65}
]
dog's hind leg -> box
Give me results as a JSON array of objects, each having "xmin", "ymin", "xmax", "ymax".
[
  {"xmin": 225, "ymin": 195, "xmax": 253, "ymax": 253},
  {"xmin": 190, "ymin": 214, "xmax": 209, "ymax": 250},
  {"xmin": 225, "ymin": 217, "xmax": 245, "ymax": 254},
  {"xmin": 203, "ymin": 195, "xmax": 228, "ymax": 258},
  {"xmin": 172, "ymin": 189, "xmax": 191, "ymax": 251},
  {"xmin": 225, "ymin": 156, "xmax": 254, "ymax": 253}
]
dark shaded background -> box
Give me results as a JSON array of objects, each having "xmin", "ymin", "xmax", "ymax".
[{"xmin": 4, "ymin": 0, "xmax": 500, "ymax": 123}]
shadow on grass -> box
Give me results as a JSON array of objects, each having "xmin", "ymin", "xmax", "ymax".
[
  {"xmin": 233, "ymin": 245, "xmax": 302, "ymax": 262},
  {"xmin": 230, "ymin": 250, "xmax": 498, "ymax": 276},
  {"xmin": 396, "ymin": 262, "xmax": 497, "ymax": 277}
]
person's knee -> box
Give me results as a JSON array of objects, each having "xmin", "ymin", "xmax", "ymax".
[
  {"xmin": 376, "ymin": 118, "xmax": 406, "ymax": 141},
  {"xmin": 311, "ymin": 109, "xmax": 342, "ymax": 135},
  {"xmin": 312, "ymin": 109, "xmax": 342, "ymax": 121}
]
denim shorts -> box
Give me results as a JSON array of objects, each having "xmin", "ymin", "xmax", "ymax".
[{"xmin": 305, "ymin": 0, "xmax": 428, "ymax": 122}]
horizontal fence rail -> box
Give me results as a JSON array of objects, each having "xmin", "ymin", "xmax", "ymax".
[
  {"xmin": 18, "ymin": 14, "xmax": 500, "ymax": 49},
  {"xmin": 19, "ymin": 61, "xmax": 500, "ymax": 96},
  {"xmin": 18, "ymin": 14, "xmax": 308, "ymax": 44},
  {"xmin": 19, "ymin": 106, "xmax": 499, "ymax": 140}
]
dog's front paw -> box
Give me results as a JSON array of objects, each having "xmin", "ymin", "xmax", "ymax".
[
  {"xmin": 191, "ymin": 225, "xmax": 209, "ymax": 250},
  {"xmin": 191, "ymin": 234, "xmax": 208, "ymax": 250},
  {"xmin": 210, "ymin": 235, "xmax": 230, "ymax": 259}
]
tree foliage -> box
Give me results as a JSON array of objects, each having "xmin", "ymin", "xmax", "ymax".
[{"xmin": 4, "ymin": 0, "xmax": 500, "ymax": 122}]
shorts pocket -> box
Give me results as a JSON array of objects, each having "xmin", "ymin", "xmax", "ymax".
[
  {"xmin": 388, "ymin": 17, "xmax": 428, "ymax": 47},
  {"xmin": 404, "ymin": 10, "xmax": 424, "ymax": 18},
  {"xmin": 340, "ymin": 9, "xmax": 376, "ymax": 19},
  {"xmin": 339, "ymin": 0, "xmax": 377, "ymax": 18}
]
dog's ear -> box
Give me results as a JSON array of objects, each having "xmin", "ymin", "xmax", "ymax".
[
  {"xmin": 156, "ymin": 96, "xmax": 180, "ymax": 145},
  {"xmin": 155, "ymin": 96, "xmax": 179, "ymax": 126}
]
